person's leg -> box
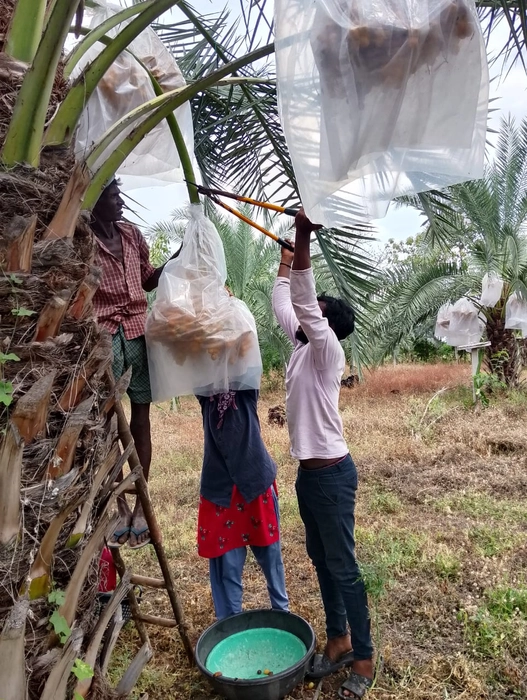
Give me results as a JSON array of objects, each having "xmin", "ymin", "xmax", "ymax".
[
  {"xmin": 110, "ymin": 327, "xmax": 133, "ymax": 546},
  {"xmin": 251, "ymin": 488, "xmax": 289, "ymax": 611},
  {"xmin": 128, "ymin": 402, "xmax": 152, "ymax": 548},
  {"xmin": 209, "ymin": 548, "xmax": 247, "ymax": 618},
  {"xmin": 296, "ymin": 470, "xmax": 352, "ymax": 660},
  {"xmin": 125, "ymin": 335, "xmax": 153, "ymax": 549},
  {"xmin": 251, "ymin": 541, "xmax": 289, "ymax": 611},
  {"xmin": 301, "ymin": 457, "xmax": 373, "ymax": 679}
]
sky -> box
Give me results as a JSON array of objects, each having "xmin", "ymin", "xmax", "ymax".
[{"xmin": 114, "ymin": 2, "xmax": 527, "ymax": 246}]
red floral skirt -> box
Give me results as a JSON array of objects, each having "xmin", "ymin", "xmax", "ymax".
[{"xmin": 197, "ymin": 481, "xmax": 279, "ymax": 558}]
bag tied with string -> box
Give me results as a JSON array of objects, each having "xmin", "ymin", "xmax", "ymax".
[{"xmin": 146, "ymin": 205, "xmax": 262, "ymax": 400}]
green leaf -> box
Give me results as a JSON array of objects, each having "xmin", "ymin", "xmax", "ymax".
[
  {"xmin": 0, "ymin": 381, "xmax": 14, "ymax": 407},
  {"xmin": 11, "ymin": 307, "xmax": 35, "ymax": 317},
  {"xmin": 0, "ymin": 353, "xmax": 20, "ymax": 363},
  {"xmin": 9, "ymin": 274, "xmax": 22, "ymax": 285},
  {"xmin": 48, "ymin": 589, "xmax": 66, "ymax": 606},
  {"xmin": 71, "ymin": 658, "xmax": 94, "ymax": 681},
  {"xmin": 49, "ymin": 609, "xmax": 71, "ymax": 643}
]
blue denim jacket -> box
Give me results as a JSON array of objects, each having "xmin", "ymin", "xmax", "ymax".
[{"xmin": 197, "ymin": 390, "xmax": 277, "ymax": 508}]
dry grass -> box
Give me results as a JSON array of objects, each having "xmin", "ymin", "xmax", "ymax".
[{"xmin": 113, "ymin": 363, "xmax": 527, "ymax": 700}]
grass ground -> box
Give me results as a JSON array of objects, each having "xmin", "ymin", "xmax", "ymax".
[{"xmin": 112, "ymin": 363, "xmax": 527, "ymax": 699}]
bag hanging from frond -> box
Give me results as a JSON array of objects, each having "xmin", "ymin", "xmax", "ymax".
[
  {"xmin": 447, "ymin": 297, "xmax": 483, "ymax": 347},
  {"xmin": 434, "ymin": 302, "xmax": 453, "ymax": 340},
  {"xmin": 479, "ymin": 273, "xmax": 503, "ymax": 308},
  {"xmin": 274, "ymin": 0, "xmax": 489, "ymax": 226},
  {"xmin": 505, "ymin": 292, "xmax": 527, "ymax": 338},
  {"xmin": 146, "ymin": 205, "xmax": 263, "ymax": 400},
  {"xmin": 72, "ymin": 0, "xmax": 194, "ymax": 188}
]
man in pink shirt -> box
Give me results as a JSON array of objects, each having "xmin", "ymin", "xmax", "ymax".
[{"xmin": 272, "ymin": 210, "xmax": 374, "ymax": 699}]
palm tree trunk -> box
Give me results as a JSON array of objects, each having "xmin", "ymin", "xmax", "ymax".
[
  {"xmin": 484, "ymin": 309, "xmax": 522, "ymax": 387},
  {"xmin": 1, "ymin": 13, "xmax": 122, "ymax": 698}
]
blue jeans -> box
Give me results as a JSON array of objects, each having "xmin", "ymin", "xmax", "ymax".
[
  {"xmin": 295, "ymin": 455, "xmax": 373, "ymax": 660},
  {"xmin": 208, "ymin": 491, "xmax": 289, "ymax": 619}
]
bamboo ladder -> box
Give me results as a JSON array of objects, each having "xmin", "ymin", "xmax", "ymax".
[{"xmin": 104, "ymin": 380, "xmax": 195, "ymax": 689}]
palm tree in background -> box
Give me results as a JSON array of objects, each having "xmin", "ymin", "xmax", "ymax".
[{"xmin": 368, "ymin": 118, "xmax": 527, "ymax": 386}]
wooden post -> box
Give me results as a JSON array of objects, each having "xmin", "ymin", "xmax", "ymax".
[{"xmin": 114, "ymin": 400, "xmax": 194, "ymax": 664}]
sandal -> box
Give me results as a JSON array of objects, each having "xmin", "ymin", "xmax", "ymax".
[
  {"xmin": 306, "ymin": 650, "xmax": 354, "ymax": 679},
  {"xmin": 338, "ymin": 672, "xmax": 373, "ymax": 699},
  {"xmin": 128, "ymin": 525, "xmax": 151, "ymax": 550},
  {"xmin": 108, "ymin": 526, "xmax": 130, "ymax": 549}
]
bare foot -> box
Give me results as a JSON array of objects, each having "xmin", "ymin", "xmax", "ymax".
[
  {"xmin": 110, "ymin": 496, "xmax": 133, "ymax": 546},
  {"xmin": 129, "ymin": 503, "xmax": 150, "ymax": 549},
  {"xmin": 324, "ymin": 634, "xmax": 353, "ymax": 662}
]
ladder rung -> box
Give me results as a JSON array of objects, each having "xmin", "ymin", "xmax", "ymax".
[
  {"xmin": 130, "ymin": 574, "xmax": 166, "ymax": 589},
  {"xmin": 135, "ymin": 613, "xmax": 178, "ymax": 628}
]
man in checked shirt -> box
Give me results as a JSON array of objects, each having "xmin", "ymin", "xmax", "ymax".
[{"xmin": 91, "ymin": 179, "xmax": 180, "ymax": 549}]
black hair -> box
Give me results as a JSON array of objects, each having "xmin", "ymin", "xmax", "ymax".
[
  {"xmin": 317, "ymin": 294, "xmax": 355, "ymax": 340},
  {"xmin": 104, "ymin": 177, "xmax": 121, "ymax": 191}
]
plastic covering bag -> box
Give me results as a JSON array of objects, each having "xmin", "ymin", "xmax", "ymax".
[
  {"xmin": 434, "ymin": 302, "xmax": 453, "ymax": 340},
  {"xmin": 275, "ymin": 0, "xmax": 489, "ymax": 226},
  {"xmin": 146, "ymin": 206, "xmax": 263, "ymax": 400},
  {"xmin": 479, "ymin": 273, "xmax": 503, "ymax": 308},
  {"xmin": 447, "ymin": 297, "xmax": 483, "ymax": 346},
  {"xmin": 73, "ymin": 1, "xmax": 194, "ymax": 187},
  {"xmin": 505, "ymin": 293, "xmax": 527, "ymax": 338}
]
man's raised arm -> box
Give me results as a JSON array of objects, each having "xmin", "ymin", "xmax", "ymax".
[
  {"xmin": 272, "ymin": 243, "xmax": 298, "ymax": 344},
  {"xmin": 290, "ymin": 210, "xmax": 333, "ymax": 357}
]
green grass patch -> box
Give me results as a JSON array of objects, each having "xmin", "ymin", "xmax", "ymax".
[
  {"xmin": 433, "ymin": 545, "xmax": 461, "ymax": 581},
  {"xmin": 368, "ymin": 488, "xmax": 403, "ymax": 515},
  {"xmin": 357, "ymin": 526, "xmax": 425, "ymax": 579},
  {"xmin": 277, "ymin": 491, "xmax": 301, "ymax": 528},
  {"xmin": 469, "ymin": 525, "xmax": 520, "ymax": 557},
  {"xmin": 459, "ymin": 585, "xmax": 527, "ymax": 659},
  {"xmin": 432, "ymin": 492, "xmax": 527, "ymax": 523}
]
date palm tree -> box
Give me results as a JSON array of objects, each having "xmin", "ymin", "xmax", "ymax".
[
  {"xmin": 368, "ymin": 118, "xmax": 527, "ymax": 386},
  {"xmin": 0, "ymin": 0, "xmax": 526, "ymax": 697}
]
